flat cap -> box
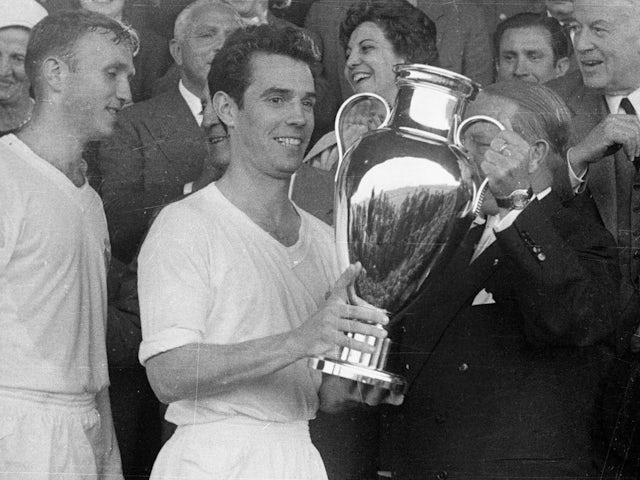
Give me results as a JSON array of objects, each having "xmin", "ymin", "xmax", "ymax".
[{"xmin": 0, "ymin": 0, "xmax": 48, "ymax": 31}]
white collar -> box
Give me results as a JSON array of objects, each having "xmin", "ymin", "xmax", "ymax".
[
  {"xmin": 606, "ymin": 86, "xmax": 640, "ymax": 116},
  {"xmin": 178, "ymin": 80, "xmax": 203, "ymax": 126}
]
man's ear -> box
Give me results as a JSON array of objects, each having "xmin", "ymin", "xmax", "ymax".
[
  {"xmin": 169, "ymin": 39, "xmax": 182, "ymax": 67},
  {"xmin": 213, "ymin": 90, "xmax": 238, "ymax": 128},
  {"xmin": 554, "ymin": 56, "xmax": 570, "ymax": 78},
  {"xmin": 42, "ymin": 56, "xmax": 67, "ymax": 92},
  {"xmin": 528, "ymin": 139, "xmax": 550, "ymax": 174}
]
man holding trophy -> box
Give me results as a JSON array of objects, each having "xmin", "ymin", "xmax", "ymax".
[
  {"xmin": 378, "ymin": 81, "xmax": 620, "ymax": 478},
  {"xmin": 137, "ymin": 24, "xmax": 400, "ymax": 480}
]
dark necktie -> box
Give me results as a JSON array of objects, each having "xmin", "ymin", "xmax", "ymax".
[{"xmin": 619, "ymin": 97, "xmax": 640, "ymax": 171}]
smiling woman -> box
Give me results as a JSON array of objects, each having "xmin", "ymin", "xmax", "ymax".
[
  {"xmin": 340, "ymin": 0, "xmax": 438, "ymax": 105},
  {"xmin": 291, "ymin": 0, "xmax": 438, "ymax": 225},
  {"xmin": 0, "ymin": 0, "xmax": 47, "ymax": 135}
]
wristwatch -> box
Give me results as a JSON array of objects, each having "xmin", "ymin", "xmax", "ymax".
[{"xmin": 495, "ymin": 187, "xmax": 534, "ymax": 210}]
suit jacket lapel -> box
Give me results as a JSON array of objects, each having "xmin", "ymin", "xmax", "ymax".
[
  {"xmin": 588, "ymin": 93, "xmax": 618, "ymax": 240},
  {"xmin": 146, "ymin": 87, "xmax": 205, "ymax": 162},
  {"xmin": 396, "ymin": 224, "xmax": 501, "ymax": 387}
]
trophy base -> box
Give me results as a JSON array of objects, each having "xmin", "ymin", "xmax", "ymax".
[{"xmin": 309, "ymin": 356, "xmax": 408, "ymax": 395}]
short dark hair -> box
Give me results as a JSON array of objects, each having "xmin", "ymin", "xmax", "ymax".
[
  {"xmin": 207, "ymin": 24, "xmax": 320, "ymax": 109},
  {"xmin": 483, "ymin": 80, "xmax": 572, "ymax": 157},
  {"xmin": 25, "ymin": 9, "xmax": 139, "ymax": 91},
  {"xmin": 494, "ymin": 12, "xmax": 572, "ymax": 64},
  {"xmin": 339, "ymin": 0, "xmax": 438, "ymax": 66}
]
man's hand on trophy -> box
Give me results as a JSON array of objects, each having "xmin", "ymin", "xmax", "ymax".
[
  {"xmin": 482, "ymin": 130, "xmax": 533, "ymax": 199},
  {"xmin": 318, "ymin": 374, "xmax": 404, "ymax": 413},
  {"xmin": 291, "ymin": 263, "xmax": 389, "ymax": 359}
]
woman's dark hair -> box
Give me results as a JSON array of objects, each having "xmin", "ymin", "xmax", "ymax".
[{"xmin": 339, "ymin": 0, "xmax": 438, "ymax": 65}]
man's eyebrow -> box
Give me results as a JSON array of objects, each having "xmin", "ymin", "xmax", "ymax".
[
  {"xmin": 589, "ymin": 19, "xmax": 613, "ymax": 28},
  {"xmin": 260, "ymin": 87, "xmax": 293, "ymax": 98},
  {"xmin": 105, "ymin": 61, "xmax": 133, "ymax": 72},
  {"xmin": 258, "ymin": 88, "xmax": 317, "ymax": 100}
]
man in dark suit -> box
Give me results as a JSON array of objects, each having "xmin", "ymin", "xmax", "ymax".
[
  {"xmin": 97, "ymin": 0, "xmax": 241, "ymax": 264},
  {"xmin": 545, "ymin": 1, "xmax": 640, "ymax": 474},
  {"xmin": 378, "ymin": 81, "xmax": 620, "ymax": 479},
  {"xmin": 547, "ymin": 0, "xmax": 640, "ymax": 345}
]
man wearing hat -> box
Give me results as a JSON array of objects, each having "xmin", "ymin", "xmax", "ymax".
[{"xmin": 0, "ymin": 0, "xmax": 47, "ymax": 135}]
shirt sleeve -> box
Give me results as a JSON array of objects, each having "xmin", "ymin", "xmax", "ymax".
[
  {"xmin": 566, "ymin": 148, "xmax": 588, "ymax": 194},
  {"xmin": 138, "ymin": 204, "xmax": 212, "ymax": 365}
]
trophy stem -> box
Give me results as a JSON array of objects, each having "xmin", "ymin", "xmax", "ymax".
[{"xmin": 309, "ymin": 336, "xmax": 407, "ymax": 395}]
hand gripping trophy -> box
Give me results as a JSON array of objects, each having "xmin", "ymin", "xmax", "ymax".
[{"xmin": 309, "ymin": 64, "xmax": 503, "ymax": 394}]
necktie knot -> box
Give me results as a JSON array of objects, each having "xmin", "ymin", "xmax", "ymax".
[{"xmin": 619, "ymin": 98, "xmax": 640, "ymax": 171}]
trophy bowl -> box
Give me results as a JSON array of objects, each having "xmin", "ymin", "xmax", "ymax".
[{"xmin": 309, "ymin": 65, "xmax": 502, "ymax": 394}]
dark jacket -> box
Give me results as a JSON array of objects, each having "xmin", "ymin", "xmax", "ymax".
[
  {"xmin": 96, "ymin": 85, "xmax": 207, "ymax": 263},
  {"xmin": 379, "ymin": 192, "xmax": 620, "ymax": 479}
]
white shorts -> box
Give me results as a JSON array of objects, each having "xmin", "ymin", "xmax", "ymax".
[
  {"xmin": 0, "ymin": 388, "xmax": 114, "ymax": 480},
  {"xmin": 150, "ymin": 417, "xmax": 328, "ymax": 480}
]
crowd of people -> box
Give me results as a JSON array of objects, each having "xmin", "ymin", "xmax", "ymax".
[{"xmin": 3, "ymin": 0, "xmax": 640, "ymax": 479}]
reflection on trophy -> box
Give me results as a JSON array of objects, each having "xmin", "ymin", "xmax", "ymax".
[{"xmin": 308, "ymin": 65, "xmax": 504, "ymax": 394}]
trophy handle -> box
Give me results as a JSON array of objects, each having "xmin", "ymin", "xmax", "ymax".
[
  {"xmin": 335, "ymin": 93, "xmax": 392, "ymax": 182},
  {"xmin": 453, "ymin": 115, "xmax": 507, "ymax": 217},
  {"xmin": 454, "ymin": 114, "xmax": 507, "ymax": 149}
]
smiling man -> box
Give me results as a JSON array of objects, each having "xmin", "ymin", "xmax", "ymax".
[
  {"xmin": 0, "ymin": 0, "xmax": 47, "ymax": 134},
  {"xmin": 546, "ymin": 1, "xmax": 640, "ymax": 472},
  {"xmin": 0, "ymin": 9, "xmax": 137, "ymax": 478},
  {"xmin": 97, "ymin": 0, "xmax": 241, "ymax": 265},
  {"xmin": 495, "ymin": 12, "xmax": 572, "ymax": 84},
  {"xmin": 548, "ymin": 0, "xmax": 640, "ymax": 350},
  {"xmin": 93, "ymin": 1, "xmax": 242, "ymax": 476},
  {"xmin": 138, "ymin": 24, "xmax": 398, "ymax": 480}
]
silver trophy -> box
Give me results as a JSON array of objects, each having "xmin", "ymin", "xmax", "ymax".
[{"xmin": 308, "ymin": 65, "xmax": 504, "ymax": 394}]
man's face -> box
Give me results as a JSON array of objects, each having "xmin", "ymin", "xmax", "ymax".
[
  {"xmin": 496, "ymin": 26, "xmax": 565, "ymax": 84},
  {"xmin": 79, "ymin": 0, "xmax": 125, "ymax": 19},
  {"xmin": 175, "ymin": 4, "xmax": 241, "ymax": 95},
  {"xmin": 461, "ymin": 93, "xmax": 522, "ymax": 213},
  {"xmin": 573, "ymin": 0, "xmax": 640, "ymax": 95},
  {"xmin": 62, "ymin": 30, "xmax": 134, "ymax": 140},
  {"xmin": 546, "ymin": 0, "xmax": 574, "ymax": 23},
  {"xmin": 230, "ymin": 53, "xmax": 315, "ymax": 178},
  {"xmin": 462, "ymin": 94, "xmax": 520, "ymax": 170},
  {"xmin": 0, "ymin": 27, "xmax": 30, "ymax": 105}
]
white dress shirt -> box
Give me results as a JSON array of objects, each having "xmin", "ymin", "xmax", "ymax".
[
  {"xmin": 471, "ymin": 187, "xmax": 551, "ymax": 305},
  {"xmin": 179, "ymin": 80, "xmax": 204, "ymax": 195},
  {"xmin": 178, "ymin": 80, "xmax": 203, "ymax": 126}
]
